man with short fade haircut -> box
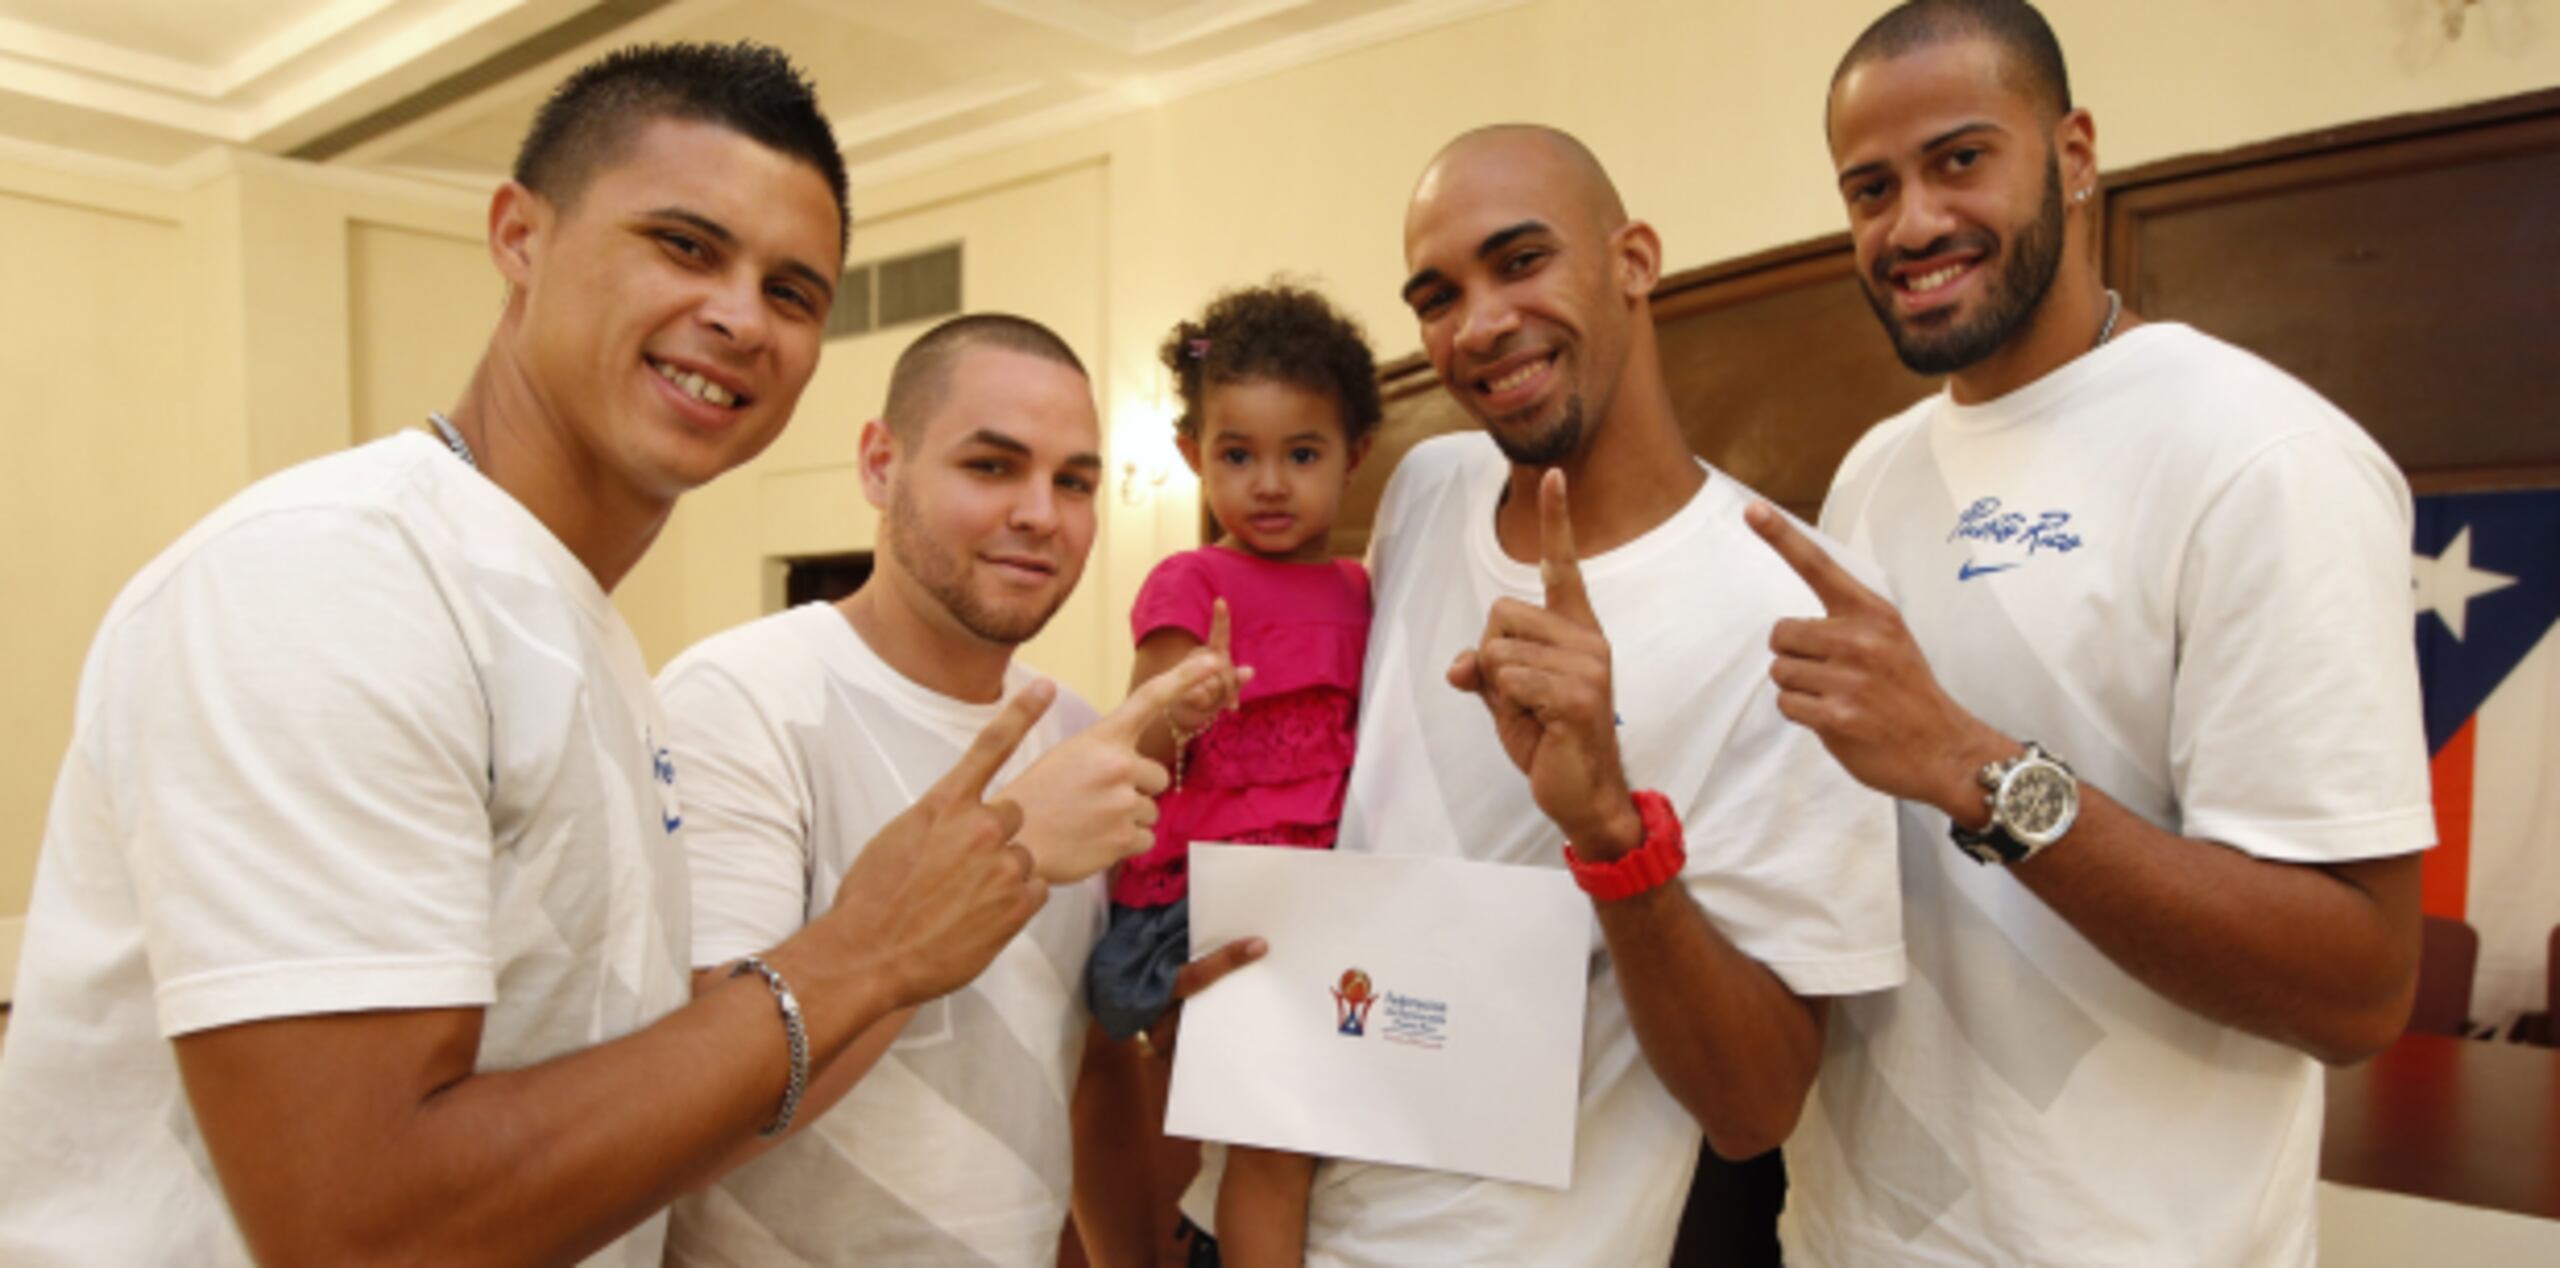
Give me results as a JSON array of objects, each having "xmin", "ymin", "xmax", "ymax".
[
  {"xmin": 660, "ymin": 313, "xmax": 1257, "ymax": 1266},
  {"xmin": 1197, "ymin": 123, "xmax": 1903, "ymax": 1265},
  {"xmin": 0, "ymin": 44, "xmax": 1069, "ymax": 1267},
  {"xmin": 1766, "ymin": 2, "xmax": 2430, "ymax": 1263}
]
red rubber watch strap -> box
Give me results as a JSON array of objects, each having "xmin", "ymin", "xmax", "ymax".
[{"xmin": 1561, "ymin": 790, "xmax": 1686, "ymax": 901}]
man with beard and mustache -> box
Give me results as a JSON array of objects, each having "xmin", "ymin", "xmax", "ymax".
[
  {"xmin": 1759, "ymin": 3, "xmax": 2431, "ymax": 1264},
  {"xmin": 655, "ymin": 314, "xmax": 1258, "ymax": 1266},
  {"xmin": 1185, "ymin": 124, "xmax": 1905, "ymax": 1266}
]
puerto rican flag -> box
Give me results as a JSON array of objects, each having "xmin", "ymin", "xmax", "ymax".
[{"xmin": 2412, "ymin": 488, "xmax": 2560, "ymax": 1035}]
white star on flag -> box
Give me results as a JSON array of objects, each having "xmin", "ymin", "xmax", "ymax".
[{"xmin": 2412, "ymin": 524, "xmax": 2516, "ymax": 641}]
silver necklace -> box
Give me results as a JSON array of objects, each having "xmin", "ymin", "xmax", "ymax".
[
  {"xmin": 428, "ymin": 411, "xmax": 477, "ymax": 469},
  {"xmin": 2094, "ymin": 288, "xmax": 2123, "ymax": 349}
]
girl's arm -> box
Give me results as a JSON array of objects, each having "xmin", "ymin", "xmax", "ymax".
[
  {"xmin": 1130, "ymin": 598, "xmax": 1244, "ymax": 769},
  {"xmin": 1129, "ymin": 626, "xmax": 1206, "ymax": 768},
  {"xmin": 1217, "ymin": 1144, "xmax": 1317, "ymax": 1267}
]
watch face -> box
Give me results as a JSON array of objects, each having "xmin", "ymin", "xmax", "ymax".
[{"xmin": 2000, "ymin": 762, "xmax": 2079, "ymax": 847}]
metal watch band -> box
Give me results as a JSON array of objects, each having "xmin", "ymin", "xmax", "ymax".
[{"xmin": 730, "ymin": 955, "xmax": 808, "ymax": 1138}]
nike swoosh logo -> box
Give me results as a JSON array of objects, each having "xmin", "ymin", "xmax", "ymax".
[{"xmin": 1958, "ymin": 561, "xmax": 2019, "ymax": 581}]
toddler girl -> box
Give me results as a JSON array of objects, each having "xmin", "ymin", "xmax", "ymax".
[{"xmin": 1085, "ymin": 282, "xmax": 1382, "ymax": 1267}]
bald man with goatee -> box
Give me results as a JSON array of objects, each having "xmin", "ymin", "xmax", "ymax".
[{"xmin": 1182, "ymin": 126, "xmax": 1907, "ymax": 1266}]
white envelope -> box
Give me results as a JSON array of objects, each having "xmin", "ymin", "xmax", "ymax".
[{"xmin": 1165, "ymin": 844, "xmax": 1593, "ymax": 1189}]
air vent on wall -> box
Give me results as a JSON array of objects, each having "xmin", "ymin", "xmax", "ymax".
[
  {"xmin": 824, "ymin": 267, "xmax": 873, "ymax": 339},
  {"xmin": 826, "ymin": 243, "xmax": 962, "ymax": 341}
]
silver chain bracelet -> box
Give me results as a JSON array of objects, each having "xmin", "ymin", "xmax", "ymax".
[{"xmin": 730, "ymin": 955, "xmax": 808, "ymax": 1138}]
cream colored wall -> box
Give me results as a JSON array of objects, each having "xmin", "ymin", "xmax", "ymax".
[
  {"xmin": 0, "ymin": 164, "xmax": 219, "ymax": 930},
  {"xmin": 349, "ymin": 221, "xmax": 497, "ymax": 445},
  {"xmin": 0, "ymin": 151, "xmax": 481, "ymax": 961}
]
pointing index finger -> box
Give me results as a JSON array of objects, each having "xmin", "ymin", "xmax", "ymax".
[
  {"xmin": 1207, "ymin": 597, "xmax": 1231, "ymax": 660},
  {"xmin": 1743, "ymin": 500, "xmax": 1873, "ymax": 616},
  {"xmin": 1097, "ymin": 650, "xmax": 1227, "ymax": 744},
  {"xmin": 1538, "ymin": 467, "xmax": 1597, "ymax": 627},
  {"xmin": 931, "ymin": 679, "xmax": 1055, "ymax": 805}
]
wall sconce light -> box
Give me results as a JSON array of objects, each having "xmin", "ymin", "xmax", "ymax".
[
  {"xmin": 1118, "ymin": 459, "xmax": 1170, "ymax": 506},
  {"xmin": 1112, "ymin": 393, "xmax": 1187, "ymax": 507},
  {"xmin": 2399, "ymin": 0, "xmax": 2534, "ymax": 69}
]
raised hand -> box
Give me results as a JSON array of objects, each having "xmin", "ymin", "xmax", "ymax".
[
  {"xmin": 830, "ymin": 681, "xmax": 1057, "ymax": 1008},
  {"xmin": 1742, "ymin": 501, "xmax": 2008, "ymax": 816},
  {"xmin": 1447, "ymin": 469, "xmax": 1644, "ymax": 858},
  {"xmin": 1164, "ymin": 598, "xmax": 1250, "ymax": 737},
  {"xmin": 1006, "ymin": 651, "xmax": 1232, "ymax": 883}
]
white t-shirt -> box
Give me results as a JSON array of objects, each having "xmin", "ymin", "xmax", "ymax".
[
  {"xmin": 0, "ymin": 432, "xmax": 691, "ymax": 1268},
  {"xmin": 1782, "ymin": 324, "xmax": 2435, "ymax": 1266},
  {"xmin": 1274, "ymin": 433, "xmax": 1905, "ymax": 1267},
  {"xmin": 656, "ymin": 603, "xmax": 1105, "ymax": 1267}
]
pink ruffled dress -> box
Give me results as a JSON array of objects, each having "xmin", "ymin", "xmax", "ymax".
[{"xmin": 1111, "ymin": 546, "xmax": 1371, "ymax": 909}]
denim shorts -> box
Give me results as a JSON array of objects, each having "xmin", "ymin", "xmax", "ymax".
[{"xmin": 1085, "ymin": 897, "xmax": 1190, "ymax": 1040}]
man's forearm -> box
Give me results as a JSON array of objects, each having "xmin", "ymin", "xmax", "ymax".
[
  {"xmin": 1597, "ymin": 884, "xmax": 1824, "ymax": 1160},
  {"xmin": 179, "ymin": 928, "xmax": 906, "ymax": 1268},
  {"xmin": 689, "ymin": 962, "xmax": 921, "ymax": 1185},
  {"xmin": 2000, "ymin": 785, "xmax": 2422, "ymax": 1064}
]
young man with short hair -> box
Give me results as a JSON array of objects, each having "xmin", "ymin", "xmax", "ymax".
[{"xmin": 659, "ymin": 313, "xmax": 1253, "ymax": 1265}]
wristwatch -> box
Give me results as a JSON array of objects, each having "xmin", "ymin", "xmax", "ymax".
[{"xmin": 1949, "ymin": 741, "xmax": 2079, "ymax": 865}]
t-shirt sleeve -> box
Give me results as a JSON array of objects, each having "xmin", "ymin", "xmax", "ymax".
[
  {"xmin": 1131, "ymin": 551, "xmax": 1218, "ymax": 643},
  {"xmin": 659, "ymin": 655, "xmax": 813, "ymax": 967},
  {"xmin": 2169, "ymin": 430, "xmax": 2435, "ymax": 863},
  {"xmin": 1674, "ymin": 682, "xmax": 1908, "ymax": 998},
  {"xmin": 96, "ymin": 508, "xmax": 499, "ymax": 1038}
]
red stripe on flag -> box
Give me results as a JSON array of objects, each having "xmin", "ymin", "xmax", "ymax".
[{"xmin": 2422, "ymin": 716, "xmax": 2475, "ymax": 920}]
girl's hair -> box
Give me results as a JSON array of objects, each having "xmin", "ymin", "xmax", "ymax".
[{"xmin": 1159, "ymin": 283, "xmax": 1384, "ymax": 443}]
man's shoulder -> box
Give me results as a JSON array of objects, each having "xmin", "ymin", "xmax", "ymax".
[
  {"xmin": 2117, "ymin": 324, "xmax": 2361, "ymax": 439},
  {"xmin": 1828, "ymin": 393, "xmax": 1939, "ymax": 496},
  {"xmin": 658, "ymin": 605, "xmax": 835, "ymax": 701},
  {"xmin": 1381, "ymin": 432, "xmax": 1501, "ymax": 508},
  {"xmin": 97, "ymin": 436, "xmax": 461, "ymax": 636},
  {"xmin": 1642, "ymin": 467, "xmax": 1892, "ymax": 613}
]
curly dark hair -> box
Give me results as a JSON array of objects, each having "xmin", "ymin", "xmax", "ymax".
[
  {"xmin": 1159, "ymin": 283, "xmax": 1382, "ymax": 443},
  {"xmin": 514, "ymin": 42, "xmax": 850, "ymax": 251}
]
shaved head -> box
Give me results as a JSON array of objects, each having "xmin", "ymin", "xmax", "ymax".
[
  {"xmin": 882, "ymin": 312, "xmax": 1086, "ymax": 443},
  {"xmin": 1400, "ymin": 123, "xmax": 1659, "ymax": 466},
  {"xmin": 1409, "ymin": 124, "xmax": 1628, "ymax": 244}
]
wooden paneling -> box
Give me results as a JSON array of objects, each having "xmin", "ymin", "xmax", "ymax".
[{"xmin": 2106, "ymin": 89, "xmax": 2560, "ymax": 493}]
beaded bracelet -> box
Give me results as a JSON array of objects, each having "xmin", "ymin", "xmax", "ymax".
[{"xmin": 1166, "ymin": 714, "xmax": 1198, "ymax": 791}]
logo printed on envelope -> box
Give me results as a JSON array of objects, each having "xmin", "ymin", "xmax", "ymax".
[{"xmin": 1332, "ymin": 968, "xmax": 1378, "ymax": 1036}]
